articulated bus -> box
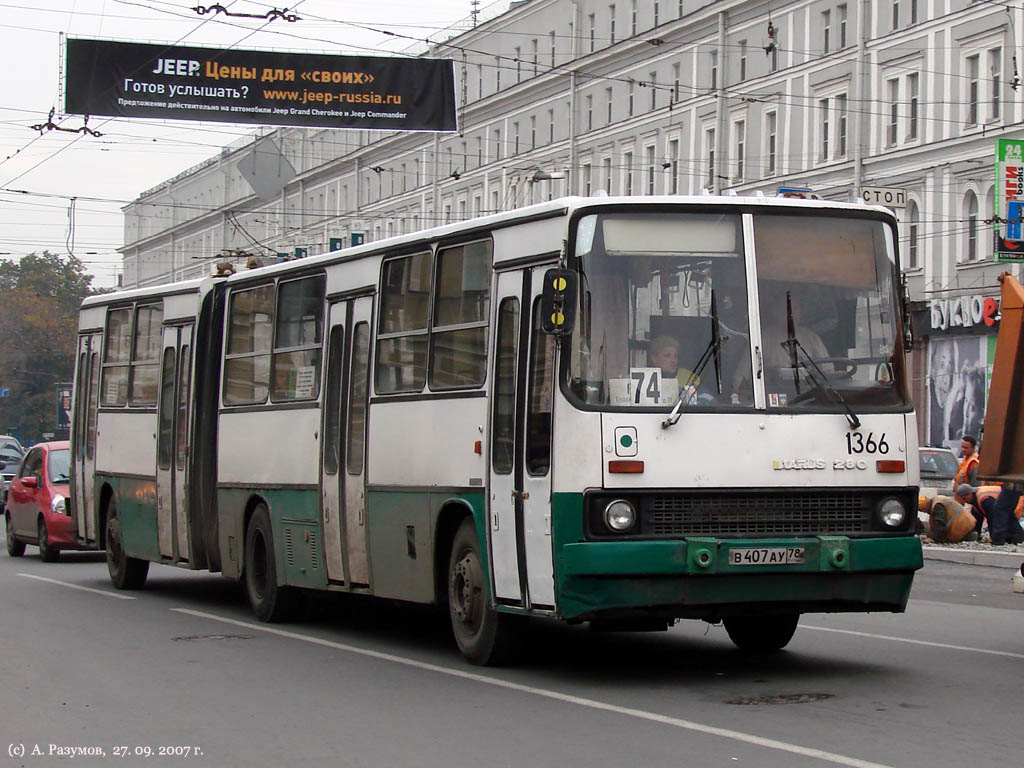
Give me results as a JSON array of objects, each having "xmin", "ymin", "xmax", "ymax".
[{"xmin": 70, "ymin": 195, "xmax": 923, "ymax": 664}]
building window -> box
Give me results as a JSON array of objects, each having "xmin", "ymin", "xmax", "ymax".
[
  {"xmin": 907, "ymin": 200, "xmax": 920, "ymax": 269},
  {"xmin": 603, "ymin": 156, "xmax": 613, "ymax": 193},
  {"xmin": 654, "ymin": 0, "xmax": 659, "ymax": 27},
  {"xmin": 891, "ymin": 0, "xmax": 899, "ymax": 31},
  {"xmin": 673, "ymin": 63, "xmax": 681, "ymax": 102},
  {"xmin": 548, "ymin": 109, "xmax": 555, "ymax": 143},
  {"xmin": 477, "ymin": 64, "xmax": 483, "ymax": 100},
  {"xmin": 710, "ymin": 50, "xmax": 718, "ymax": 90},
  {"xmin": 646, "ymin": 144, "xmax": 656, "ymax": 194},
  {"xmin": 965, "ymin": 191, "xmax": 979, "ymax": 261},
  {"xmin": 631, "ymin": 0, "xmax": 637, "ymax": 36},
  {"xmin": 606, "ymin": 86, "xmax": 614, "ymax": 123},
  {"xmin": 990, "ymin": 47, "xmax": 1002, "ymax": 122},
  {"xmin": 887, "ymin": 79, "xmax": 899, "ymax": 146},
  {"xmin": 910, "ymin": 0, "xmax": 918, "ymax": 25},
  {"xmin": 739, "ymin": 41, "xmax": 747, "ymax": 81},
  {"xmin": 907, "ymin": 75, "xmax": 919, "ymax": 140},
  {"xmin": 624, "ymin": 151, "xmax": 634, "ymax": 195},
  {"xmin": 650, "ymin": 70, "xmax": 657, "ymax": 110},
  {"xmin": 493, "ymin": 127, "xmax": 502, "ymax": 161},
  {"xmin": 823, "ymin": 10, "xmax": 831, "ymax": 54},
  {"xmin": 668, "ymin": 138, "xmax": 679, "ymax": 193},
  {"xmin": 513, "ymin": 122, "xmax": 520, "ymax": 155},
  {"xmin": 583, "ymin": 163, "xmax": 592, "ymax": 195},
  {"xmin": 532, "ymin": 39, "xmax": 539, "ymax": 76},
  {"xmin": 967, "ymin": 54, "xmax": 979, "ymax": 126},
  {"xmin": 531, "ymin": 115, "xmax": 537, "ymax": 148},
  {"xmin": 705, "ymin": 127, "xmax": 715, "ymax": 188},
  {"xmin": 734, "ymin": 120, "xmax": 745, "ymax": 181},
  {"xmin": 837, "ymin": 94, "xmax": 848, "ymax": 156},
  {"xmin": 770, "ymin": 36, "xmax": 779, "ymax": 72},
  {"xmin": 819, "ymin": 98, "xmax": 830, "ymax": 159},
  {"xmin": 609, "ymin": 4, "xmax": 616, "ymax": 44},
  {"xmin": 628, "ymin": 80, "xmax": 635, "ymax": 116},
  {"xmin": 495, "ymin": 56, "xmax": 501, "ymax": 90},
  {"xmin": 586, "ymin": 95, "xmax": 593, "ymax": 131},
  {"xmin": 839, "ymin": 5, "xmax": 847, "ymax": 48},
  {"xmin": 588, "ymin": 14, "xmax": 595, "ymax": 52},
  {"xmin": 515, "ymin": 47, "xmax": 521, "ymax": 82},
  {"xmin": 550, "ymin": 31, "xmax": 556, "ymax": 68},
  {"xmin": 765, "ymin": 111, "xmax": 777, "ymax": 176}
]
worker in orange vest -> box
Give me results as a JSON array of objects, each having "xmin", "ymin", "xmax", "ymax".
[
  {"xmin": 953, "ymin": 435, "xmax": 980, "ymax": 503},
  {"xmin": 957, "ymin": 484, "xmax": 1024, "ymax": 545}
]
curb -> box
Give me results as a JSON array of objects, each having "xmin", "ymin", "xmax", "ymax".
[{"xmin": 923, "ymin": 545, "xmax": 1024, "ymax": 570}]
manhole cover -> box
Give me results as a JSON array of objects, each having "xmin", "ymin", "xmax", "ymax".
[
  {"xmin": 172, "ymin": 634, "xmax": 252, "ymax": 642},
  {"xmin": 724, "ymin": 693, "xmax": 834, "ymax": 705}
]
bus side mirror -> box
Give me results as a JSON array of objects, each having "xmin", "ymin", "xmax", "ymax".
[{"xmin": 540, "ymin": 268, "xmax": 577, "ymax": 335}]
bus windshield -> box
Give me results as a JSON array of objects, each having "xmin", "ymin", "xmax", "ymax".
[{"xmin": 568, "ymin": 209, "xmax": 909, "ymax": 411}]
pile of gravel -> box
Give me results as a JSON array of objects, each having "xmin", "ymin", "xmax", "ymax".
[{"xmin": 918, "ymin": 534, "xmax": 1024, "ymax": 554}]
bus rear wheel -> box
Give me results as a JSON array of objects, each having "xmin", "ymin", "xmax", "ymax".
[
  {"xmin": 723, "ymin": 613, "xmax": 799, "ymax": 652},
  {"xmin": 447, "ymin": 518, "xmax": 519, "ymax": 666},
  {"xmin": 106, "ymin": 500, "xmax": 149, "ymax": 589},
  {"xmin": 244, "ymin": 505, "xmax": 299, "ymax": 622}
]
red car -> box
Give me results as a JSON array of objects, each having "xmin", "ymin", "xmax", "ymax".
[{"xmin": 5, "ymin": 441, "xmax": 81, "ymax": 562}]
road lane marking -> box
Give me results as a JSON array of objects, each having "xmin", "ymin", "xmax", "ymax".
[
  {"xmin": 803, "ymin": 624, "xmax": 1024, "ymax": 660},
  {"xmin": 18, "ymin": 573, "xmax": 136, "ymax": 600},
  {"xmin": 173, "ymin": 608, "xmax": 896, "ymax": 768}
]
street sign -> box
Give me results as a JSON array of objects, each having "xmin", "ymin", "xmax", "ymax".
[
  {"xmin": 329, "ymin": 237, "xmax": 344, "ymax": 252},
  {"xmin": 351, "ymin": 232, "xmax": 365, "ymax": 247},
  {"xmin": 860, "ymin": 186, "xmax": 906, "ymax": 208},
  {"xmin": 0, "ymin": 388, "xmax": 8, "ymax": 398},
  {"xmin": 56, "ymin": 382, "xmax": 72, "ymax": 432}
]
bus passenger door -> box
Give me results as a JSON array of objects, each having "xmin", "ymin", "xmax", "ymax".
[
  {"xmin": 321, "ymin": 303, "xmax": 347, "ymax": 583},
  {"xmin": 488, "ymin": 268, "xmax": 557, "ymax": 609},
  {"xmin": 71, "ymin": 333, "xmax": 100, "ymax": 545},
  {"xmin": 488, "ymin": 274, "xmax": 524, "ymax": 604},
  {"xmin": 341, "ymin": 297, "xmax": 372, "ymax": 586},
  {"xmin": 320, "ymin": 296, "xmax": 372, "ymax": 586},
  {"xmin": 520, "ymin": 272, "xmax": 556, "ymax": 608},
  {"xmin": 156, "ymin": 324, "xmax": 193, "ymax": 562}
]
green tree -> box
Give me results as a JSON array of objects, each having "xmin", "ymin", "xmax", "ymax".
[{"xmin": 0, "ymin": 251, "xmax": 101, "ymax": 443}]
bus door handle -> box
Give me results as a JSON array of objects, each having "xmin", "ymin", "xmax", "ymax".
[{"xmin": 512, "ymin": 490, "xmax": 529, "ymax": 502}]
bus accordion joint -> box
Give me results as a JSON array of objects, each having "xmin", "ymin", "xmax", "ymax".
[
  {"xmin": 876, "ymin": 460, "xmax": 905, "ymax": 473},
  {"xmin": 608, "ymin": 460, "xmax": 644, "ymax": 473}
]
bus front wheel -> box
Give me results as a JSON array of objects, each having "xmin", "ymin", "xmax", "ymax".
[
  {"xmin": 106, "ymin": 500, "xmax": 149, "ymax": 589},
  {"xmin": 723, "ymin": 613, "xmax": 799, "ymax": 652},
  {"xmin": 447, "ymin": 518, "xmax": 519, "ymax": 665},
  {"xmin": 244, "ymin": 505, "xmax": 298, "ymax": 622}
]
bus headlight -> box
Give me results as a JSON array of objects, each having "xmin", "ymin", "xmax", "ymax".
[
  {"xmin": 603, "ymin": 499, "xmax": 637, "ymax": 532},
  {"xmin": 877, "ymin": 497, "xmax": 907, "ymax": 529},
  {"xmin": 51, "ymin": 494, "xmax": 67, "ymax": 516}
]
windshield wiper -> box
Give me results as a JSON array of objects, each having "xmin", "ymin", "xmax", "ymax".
[
  {"xmin": 781, "ymin": 294, "xmax": 860, "ymax": 429},
  {"xmin": 663, "ymin": 290, "xmax": 728, "ymax": 429}
]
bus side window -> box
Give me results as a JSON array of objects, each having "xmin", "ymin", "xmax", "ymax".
[{"xmin": 129, "ymin": 304, "xmax": 163, "ymax": 406}]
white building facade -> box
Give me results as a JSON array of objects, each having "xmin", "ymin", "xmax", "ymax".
[{"xmin": 120, "ymin": 0, "xmax": 1024, "ymax": 446}]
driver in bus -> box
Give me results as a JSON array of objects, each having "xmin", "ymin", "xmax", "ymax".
[{"xmin": 648, "ymin": 335, "xmax": 713, "ymax": 404}]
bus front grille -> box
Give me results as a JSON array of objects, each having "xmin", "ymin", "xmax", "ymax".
[{"xmin": 648, "ymin": 492, "xmax": 871, "ymax": 537}]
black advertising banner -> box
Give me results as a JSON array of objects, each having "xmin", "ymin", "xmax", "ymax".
[{"xmin": 65, "ymin": 38, "xmax": 457, "ymax": 132}]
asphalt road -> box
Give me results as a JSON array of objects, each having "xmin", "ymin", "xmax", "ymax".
[{"xmin": 0, "ymin": 541, "xmax": 1020, "ymax": 768}]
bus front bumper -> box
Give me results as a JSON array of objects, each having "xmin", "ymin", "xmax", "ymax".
[{"xmin": 555, "ymin": 535, "xmax": 923, "ymax": 622}]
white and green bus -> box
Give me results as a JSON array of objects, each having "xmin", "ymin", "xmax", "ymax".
[{"xmin": 70, "ymin": 195, "xmax": 923, "ymax": 664}]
